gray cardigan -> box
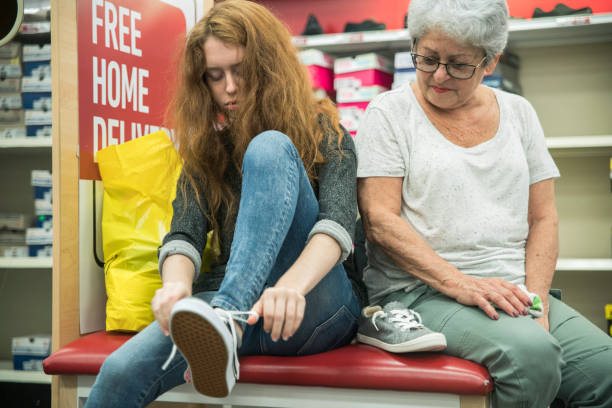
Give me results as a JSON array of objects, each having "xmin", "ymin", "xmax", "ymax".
[{"xmin": 158, "ymin": 123, "xmax": 357, "ymax": 292}]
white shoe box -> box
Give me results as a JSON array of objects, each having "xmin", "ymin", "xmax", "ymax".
[{"xmin": 12, "ymin": 335, "xmax": 51, "ymax": 371}]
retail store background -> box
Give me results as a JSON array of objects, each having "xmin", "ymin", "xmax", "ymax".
[
  {"xmin": 259, "ymin": 0, "xmax": 612, "ymax": 34},
  {"xmin": 0, "ymin": 0, "xmax": 611, "ymax": 407}
]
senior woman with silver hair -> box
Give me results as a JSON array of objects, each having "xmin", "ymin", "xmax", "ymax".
[{"xmin": 355, "ymin": 0, "xmax": 612, "ymax": 407}]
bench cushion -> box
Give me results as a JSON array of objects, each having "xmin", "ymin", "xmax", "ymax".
[{"xmin": 43, "ymin": 331, "xmax": 493, "ymax": 395}]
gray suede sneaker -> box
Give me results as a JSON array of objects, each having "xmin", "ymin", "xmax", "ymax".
[{"xmin": 357, "ymin": 302, "xmax": 447, "ymax": 353}]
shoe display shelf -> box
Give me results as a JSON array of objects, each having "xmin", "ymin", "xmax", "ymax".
[
  {"xmin": 0, "ymin": 256, "xmax": 52, "ymax": 269},
  {"xmin": 547, "ymin": 135, "xmax": 612, "ymax": 157},
  {"xmin": 556, "ymin": 258, "xmax": 612, "ymax": 272},
  {"xmin": 0, "ymin": 136, "xmax": 52, "ymax": 384},
  {"xmin": 293, "ymin": 12, "xmax": 612, "ymax": 53},
  {"xmin": 0, "ymin": 360, "xmax": 50, "ymax": 384},
  {"xmin": 0, "ymin": 136, "xmax": 52, "ymax": 152}
]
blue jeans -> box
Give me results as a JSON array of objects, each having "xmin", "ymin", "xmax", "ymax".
[{"xmin": 85, "ymin": 131, "xmax": 360, "ymax": 407}]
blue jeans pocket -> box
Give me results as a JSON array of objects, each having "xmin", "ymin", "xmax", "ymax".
[{"xmin": 297, "ymin": 305, "xmax": 358, "ymax": 356}]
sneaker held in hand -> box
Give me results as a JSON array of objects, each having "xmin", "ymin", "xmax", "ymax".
[{"xmin": 357, "ymin": 302, "xmax": 447, "ymax": 353}]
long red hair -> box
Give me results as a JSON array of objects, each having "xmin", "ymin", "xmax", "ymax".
[{"xmin": 171, "ymin": 0, "xmax": 343, "ymax": 233}]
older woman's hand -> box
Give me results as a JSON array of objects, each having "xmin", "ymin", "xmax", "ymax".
[{"xmin": 444, "ymin": 275, "xmax": 533, "ymax": 320}]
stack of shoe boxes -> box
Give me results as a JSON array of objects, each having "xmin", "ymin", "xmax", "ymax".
[
  {"xmin": 26, "ymin": 170, "xmax": 52, "ymax": 257},
  {"xmin": 334, "ymin": 53, "xmax": 393, "ymax": 136},
  {"xmin": 392, "ymin": 52, "xmax": 416, "ymax": 88},
  {"xmin": 298, "ymin": 49, "xmax": 335, "ymax": 100},
  {"xmin": 22, "ymin": 43, "xmax": 52, "ymax": 138},
  {"xmin": 0, "ymin": 213, "xmax": 29, "ymax": 257},
  {"xmin": 0, "ymin": 42, "xmax": 25, "ymax": 140},
  {"xmin": 482, "ymin": 51, "xmax": 522, "ymax": 95}
]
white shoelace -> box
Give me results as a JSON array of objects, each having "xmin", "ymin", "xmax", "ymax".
[
  {"xmin": 371, "ymin": 308, "xmax": 424, "ymax": 332},
  {"xmin": 216, "ymin": 309, "xmax": 258, "ymax": 379},
  {"xmin": 161, "ymin": 309, "xmax": 259, "ymax": 378}
]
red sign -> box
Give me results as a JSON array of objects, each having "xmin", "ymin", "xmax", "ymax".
[{"xmin": 78, "ymin": 0, "xmax": 197, "ymax": 180}]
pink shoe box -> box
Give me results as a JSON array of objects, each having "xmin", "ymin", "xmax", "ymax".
[
  {"xmin": 338, "ymin": 104, "xmax": 367, "ymax": 135},
  {"xmin": 334, "ymin": 53, "xmax": 393, "ymax": 75},
  {"xmin": 336, "ymin": 85, "xmax": 387, "ymax": 104},
  {"xmin": 299, "ymin": 49, "xmax": 335, "ymax": 93},
  {"xmin": 337, "ymin": 101, "xmax": 370, "ymax": 111},
  {"xmin": 334, "ymin": 69, "xmax": 393, "ymax": 90},
  {"xmin": 306, "ymin": 65, "xmax": 334, "ymax": 92}
]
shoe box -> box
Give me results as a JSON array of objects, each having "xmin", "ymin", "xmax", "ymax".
[
  {"xmin": 12, "ymin": 334, "xmax": 51, "ymax": 371},
  {"xmin": 334, "ymin": 53, "xmax": 393, "ymax": 89},
  {"xmin": 392, "ymin": 52, "xmax": 416, "ymax": 89},
  {"xmin": 334, "ymin": 53, "xmax": 393, "ymax": 136},
  {"xmin": 336, "ymin": 85, "xmax": 387, "ymax": 137},
  {"xmin": 298, "ymin": 49, "xmax": 335, "ymax": 96}
]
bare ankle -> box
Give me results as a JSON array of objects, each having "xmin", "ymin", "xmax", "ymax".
[{"xmin": 234, "ymin": 321, "xmax": 243, "ymax": 340}]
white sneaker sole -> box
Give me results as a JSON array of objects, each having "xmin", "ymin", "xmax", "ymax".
[
  {"xmin": 170, "ymin": 298, "xmax": 235, "ymax": 398},
  {"xmin": 356, "ymin": 332, "xmax": 447, "ymax": 353}
]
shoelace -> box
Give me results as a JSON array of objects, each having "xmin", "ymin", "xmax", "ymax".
[
  {"xmin": 161, "ymin": 309, "xmax": 259, "ymax": 378},
  {"xmin": 216, "ymin": 309, "xmax": 258, "ymax": 379},
  {"xmin": 371, "ymin": 308, "xmax": 424, "ymax": 332}
]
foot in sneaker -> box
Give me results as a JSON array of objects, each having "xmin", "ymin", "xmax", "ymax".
[
  {"xmin": 160, "ymin": 298, "xmax": 256, "ymax": 398},
  {"xmin": 356, "ymin": 301, "xmax": 447, "ymax": 353}
]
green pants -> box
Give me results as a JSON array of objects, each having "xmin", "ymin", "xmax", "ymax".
[{"xmin": 384, "ymin": 286, "xmax": 612, "ymax": 408}]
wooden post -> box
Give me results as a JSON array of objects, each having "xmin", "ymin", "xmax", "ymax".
[
  {"xmin": 460, "ymin": 394, "xmax": 491, "ymax": 408},
  {"xmin": 51, "ymin": 0, "xmax": 80, "ymax": 406}
]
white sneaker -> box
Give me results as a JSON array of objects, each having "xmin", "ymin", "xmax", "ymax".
[{"xmin": 161, "ymin": 298, "xmax": 256, "ymax": 398}]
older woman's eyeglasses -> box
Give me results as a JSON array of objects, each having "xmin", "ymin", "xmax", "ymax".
[{"xmin": 410, "ymin": 53, "xmax": 487, "ymax": 80}]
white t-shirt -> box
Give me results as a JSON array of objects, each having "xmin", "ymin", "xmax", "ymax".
[{"xmin": 355, "ymin": 84, "xmax": 560, "ymax": 304}]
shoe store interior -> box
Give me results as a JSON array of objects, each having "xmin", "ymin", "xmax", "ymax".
[{"xmin": 0, "ymin": 0, "xmax": 611, "ymax": 407}]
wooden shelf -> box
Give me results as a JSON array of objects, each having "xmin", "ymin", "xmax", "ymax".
[
  {"xmin": 0, "ymin": 361, "xmax": 51, "ymax": 384},
  {"xmin": 556, "ymin": 258, "xmax": 612, "ymax": 271},
  {"xmin": 0, "ymin": 257, "xmax": 52, "ymax": 269},
  {"xmin": 292, "ymin": 13, "xmax": 612, "ymax": 54}
]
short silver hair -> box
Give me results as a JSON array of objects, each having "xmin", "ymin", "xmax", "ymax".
[{"xmin": 407, "ymin": 0, "xmax": 509, "ymax": 61}]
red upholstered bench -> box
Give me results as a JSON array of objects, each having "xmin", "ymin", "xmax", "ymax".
[{"xmin": 44, "ymin": 331, "xmax": 493, "ymax": 407}]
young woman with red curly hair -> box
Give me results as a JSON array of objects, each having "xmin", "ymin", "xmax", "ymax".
[{"xmin": 84, "ymin": 1, "xmax": 360, "ymax": 406}]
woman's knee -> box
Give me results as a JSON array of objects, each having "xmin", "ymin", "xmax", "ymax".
[
  {"xmin": 97, "ymin": 350, "xmax": 131, "ymax": 384},
  {"xmin": 244, "ymin": 130, "xmax": 295, "ymax": 166},
  {"xmin": 493, "ymin": 326, "xmax": 563, "ymax": 406}
]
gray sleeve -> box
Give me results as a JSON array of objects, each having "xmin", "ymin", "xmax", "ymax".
[
  {"xmin": 157, "ymin": 171, "xmax": 209, "ymax": 281},
  {"xmin": 310, "ymin": 124, "xmax": 357, "ymax": 262}
]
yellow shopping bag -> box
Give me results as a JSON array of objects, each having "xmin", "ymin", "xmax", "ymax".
[{"xmin": 97, "ymin": 131, "xmax": 182, "ymax": 332}]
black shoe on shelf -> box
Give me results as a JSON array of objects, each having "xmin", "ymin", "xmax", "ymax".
[
  {"xmin": 301, "ymin": 14, "xmax": 324, "ymax": 36},
  {"xmin": 344, "ymin": 19, "xmax": 386, "ymax": 33},
  {"xmin": 532, "ymin": 3, "xmax": 592, "ymax": 18}
]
